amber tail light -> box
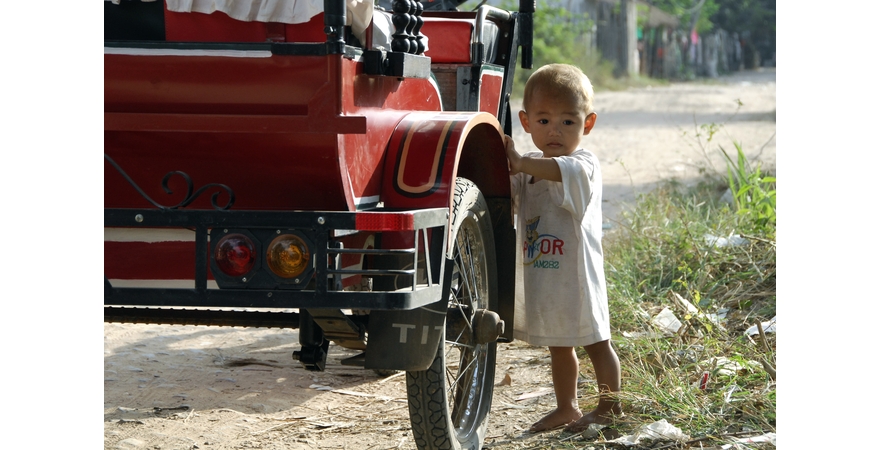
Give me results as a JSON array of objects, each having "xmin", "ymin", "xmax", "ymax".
[{"xmin": 267, "ymin": 234, "xmax": 312, "ymax": 280}]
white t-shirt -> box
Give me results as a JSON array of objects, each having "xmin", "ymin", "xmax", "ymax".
[{"xmin": 511, "ymin": 149, "xmax": 611, "ymax": 347}]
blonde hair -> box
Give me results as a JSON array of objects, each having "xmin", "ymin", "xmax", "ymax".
[{"xmin": 522, "ymin": 64, "xmax": 594, "ymax": 115}]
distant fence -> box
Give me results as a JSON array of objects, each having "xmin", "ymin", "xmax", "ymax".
[
  {"xmin": 563, "ymin": 0, "xmax": 770, "ymax": 80},
  {"xmin": 641, "ymin": 28, "xmax": 754, "ymax": 79}
]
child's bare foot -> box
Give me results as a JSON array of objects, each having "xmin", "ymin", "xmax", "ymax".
[
  {"xmin": 563, "ymin": 408, "xmax": 623, "ymax": 433},
  {"xmin": 529, "ymin": 408, "xmax": 583, "ymax": 433}
]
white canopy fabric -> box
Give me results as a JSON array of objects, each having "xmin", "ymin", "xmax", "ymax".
[
  {"xmin": 165, "ymin": 0, "xmax": 372, "ymax": 33},
  {"xmin": 166, "ymin": 0, "xmax": 324, "ymax": 24},
  {"xmin": 107, "ymin": 0, "xmax": 419, "ymax": 53},
  {"xmin": 166, "ymin": 0, "xmax": 377, "ymax": 47}
]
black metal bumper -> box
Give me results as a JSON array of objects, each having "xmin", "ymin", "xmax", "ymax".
[{"xmin": 105, "ymin": 207, "xmax": 450, "ymax": 321}]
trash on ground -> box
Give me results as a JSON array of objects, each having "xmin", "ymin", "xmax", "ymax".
[
  {"xmin": 718, "ymin": 431, "xmax": 777, "ymax": 448},
  {"xmin": 515, "ymin": 388, "xmax": 553, "ymax": 401},
  {"xmin": 733, "ymin": 431, "xmax": 776, "ymax": 445},
  {"xmin": 607, "ymin": 419, "xmax": 689, "ymax": 446},
  {"xmin": 671, "ymin": 292, "xmax": 699, "ymax": 315},
  {"xmin": 698, "ymin": 371, "xmax": 710, "ymax": 390},
  {"xmin": 745, "ymin": 316, "xmax": 776, "ymax": 336},
  {"xmin": 704, "ymin": 233, "xmax": 749, "ymax": 248},
  {"xmin": 652, "ymin": 307, "xmax": 682, "ymax": 335},
  {"xmin": 309, "ymin": 384, "xmax": 396, "ymax": 401},
  {"xmin": 698, "ymin": 357, "xmax": 761, "ymax": 377},
  {"xmin": 576, "ymin": 423, "xmax": 606, "ymax": 439},
  {"xmin": 623, "ymin": 330, "xmax": 666, "ymax": 339}
]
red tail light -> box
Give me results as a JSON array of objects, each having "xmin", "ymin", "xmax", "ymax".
[{"xmin": 214, "ymin": 233, "xmax": 256, "ymax": 277}]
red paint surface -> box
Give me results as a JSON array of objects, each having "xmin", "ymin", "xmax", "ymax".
[
  {"xmin": 164, "ymin": 9, "xmax": 326, "ymax": 43},
  {"xmin": 105, "ymin": 9, "xmax": 509, "ymax": 284},
  {"xmin": 104, "ymin": 241, "xmax": 206, "ymax": 280},
  {"xmin": 479, "ymin": 71, "xmax": 504, "ymax": 116}
]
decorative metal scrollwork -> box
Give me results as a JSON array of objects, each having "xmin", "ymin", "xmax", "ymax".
[{"xmin": 105, "ymin": 154, "xmax": 235, "ymax": 211}]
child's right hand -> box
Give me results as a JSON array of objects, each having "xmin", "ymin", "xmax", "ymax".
[{"xmin": 504, "ymin": 135, "xmax": 522, "ymax": 176}]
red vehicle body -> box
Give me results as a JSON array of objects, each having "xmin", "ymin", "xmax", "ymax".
[{"xmin": 104, "ymin": 1, "xmax": 534, "ymax": 448}]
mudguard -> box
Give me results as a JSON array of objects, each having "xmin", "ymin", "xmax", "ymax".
[
  {"xmin": 381, "ymin": 111, "xmax": 509, "ymax": 230},
  {"xmin": 365, "ymin": 112, "xmax": 514, "ymax": 371},
  {"xmin": 365, "ymin": 298, "xmax": 448, "ymax": 371}
]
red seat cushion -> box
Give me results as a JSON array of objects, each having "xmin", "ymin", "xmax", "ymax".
[{"xmin": 420, "ymin": 18, "xmax": 474, "ymax": 63}]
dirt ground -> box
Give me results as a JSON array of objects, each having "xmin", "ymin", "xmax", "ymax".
[{"xmin": 103, "ymin": 69, "xmax": 776, "ymax": 450}]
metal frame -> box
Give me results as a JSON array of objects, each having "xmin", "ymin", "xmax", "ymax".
[{"xmin": 105, "ymin": 206, "xmax": 449, "ymax": 311}]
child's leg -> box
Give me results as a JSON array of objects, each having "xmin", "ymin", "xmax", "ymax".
[
  {"xmin": 529, "ymin": 346, "xmax": 583, "ymax": 432},
  {"xmin": 565, "ymin": 339, "xmax": 622, "ymax": 432}
]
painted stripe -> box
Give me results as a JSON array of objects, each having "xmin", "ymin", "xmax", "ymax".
[
  {"xmin": 108, "ymin": 279, "xmax": 220, "ymax": 289},
  {"xmin": 111, "ymin": 270, "xmax": 359, "ymax": 286},
  {"xmin": 104, "ymin": 228, "xmax": 196, "ymax": 243},
  {"xmin": 354, "ymin": 195, "xmax": 380, "ymax": 207},
  {"xmin": 428, "ymin": 74, "xmax": 443, "ymax": 112},
  {"xmin": 395, "ymin": 120, "xmax": 454, "ymax": 194},
  {"xmin": 104, "ymin": 47, "xmax": 273, "ymax": 58}
]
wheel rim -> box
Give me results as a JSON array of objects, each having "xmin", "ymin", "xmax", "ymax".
[{"xmin": 446, "ymin": 211, "xmax": 491, "ymax": 437}]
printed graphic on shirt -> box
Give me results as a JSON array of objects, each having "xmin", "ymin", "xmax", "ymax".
[{"xmin": 522, "ymin": 216, "xmax": 565, "ymax": 268}]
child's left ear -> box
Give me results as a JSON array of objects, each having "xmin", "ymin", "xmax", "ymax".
[{"xmin": 583, "ymin": 112, "xmax": 598, "ymax": 136}]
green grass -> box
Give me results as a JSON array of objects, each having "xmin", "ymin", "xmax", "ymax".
[{"xmin": 587, "ymin": 173, "xmax": 776, "ymax": 448}]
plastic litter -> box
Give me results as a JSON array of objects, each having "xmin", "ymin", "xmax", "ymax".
[
  {"xmin": 734, "ymin": 432, "xmax": 776, "ymax": 445},
  {"xmin": 704, "ymin": 233, "xmax": 749, "ymax": 248},
  {"xmin": 622, "ymin": 330, "xmax": 666, "ymax": 339},
  {"xmin": 745, "ymin": 315, "xmax": 776, "ymax": 336},
  {"xmin": 651, "ymin": 307, "xmax": 682, "ymax": 335},
  {"xmin": 719, "ymin": 432, "xmax": 777, "ymax": 448},
  {"xmin": 607, "ymin": 419, "xmax": 689, "ymax": 446},
  {"xmin": 697, "ymin": 357, "xmax": 761, "ymax": 377}
]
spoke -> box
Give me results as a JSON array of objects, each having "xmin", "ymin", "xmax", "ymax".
[
  {"xmin": 447, "ymin": 356, "xmax": 475, "ymax": 397},
  {"xmin": 407, "ymin": 181, "xmax": 496, "ymax": 445},
  {"xmin": 465, "ymin": 231, "xmax": 483, "ymax": 309},
  {"xmin": 446, "ymin": 340, "xmax": 476, "ymax": 350},
  {"xmin": 449, "ymin": 257, "xmax": 463, "ymax": 300},
  {"xmin": 460, "ymin": 231, "xmax": 475, "ymax": 305},
  {"xmin": 454, "ymin": 230, "xmax": 476, "ymax": 330},
  {"xmin": 457, "ymin": 352, "xmax": 479, "ymax": 378},
  {"xmin": 444, "ymin": 348, "xmax": 482, "ymax": 396},
  {"xmin": 444, "ymin": 358, "xmax": 460, "ymax": 389},
  {"xmin": 444, "ymin": 220, "xmax": 487, "ymax": 400}
]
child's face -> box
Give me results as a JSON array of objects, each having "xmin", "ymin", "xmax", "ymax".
[{"xmin": 519, "ymin": 89, "xmax": 596, "ymax": 158}]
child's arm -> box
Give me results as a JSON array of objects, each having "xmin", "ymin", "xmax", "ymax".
[{"xmin": 504, "ymin": 135, "xmax": 562, "ymax": 182}]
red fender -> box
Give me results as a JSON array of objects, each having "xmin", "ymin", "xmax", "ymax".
[
  {"xmin": 381, "ymin": 111, "xmax": 510, "ymax": 251},
  {"xmin": 382, "ymin": 111, "xmax": 509, "ymax": 206},
  {"xmin": 381, "ymin": 111, "xmax": 515, "ymax": 342}
]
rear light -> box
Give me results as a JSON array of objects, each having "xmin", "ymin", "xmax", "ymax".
[
  {"xmin": 214, "ymin": 233, "xmax": 256, "ymax": 277},
  {"xmin": 267, "ymin": 234, "xmax": 312, "ymax": 279}
]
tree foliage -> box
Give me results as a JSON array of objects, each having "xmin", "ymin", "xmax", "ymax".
[
  {"xmin": 711, "ymin": 0, "xmax": 776, "ymax": 36},
  {"xmin": 646, "ymin": 0, "xmax": 775, "ymax": 36},
  {"xmin": 710, "ymin": 0, "xmax": 776, "ymax": 61},
  {"xmin": 648, "ymin": 0, "xmax": 720, "ymax": 34},
  {"xmin": 490, "ymin": 0, "xmax": 621, "ymax": 91},
  {"xmin": 647, "ymin": 0, "xmax": 775, "ymax": 63}
]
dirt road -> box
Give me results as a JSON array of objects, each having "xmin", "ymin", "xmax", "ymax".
[{"xmin": 103, "ymin": 69, "xmax": 776, "ymax": 450}]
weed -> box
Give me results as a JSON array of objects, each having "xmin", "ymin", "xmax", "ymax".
[
  {"xmin": 721, "ymin": 142, "xmax": 776, "ymax": 237},
  {"xmin": 598, "ymin": 177, "xmax": 776, "ymax": 448}
]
